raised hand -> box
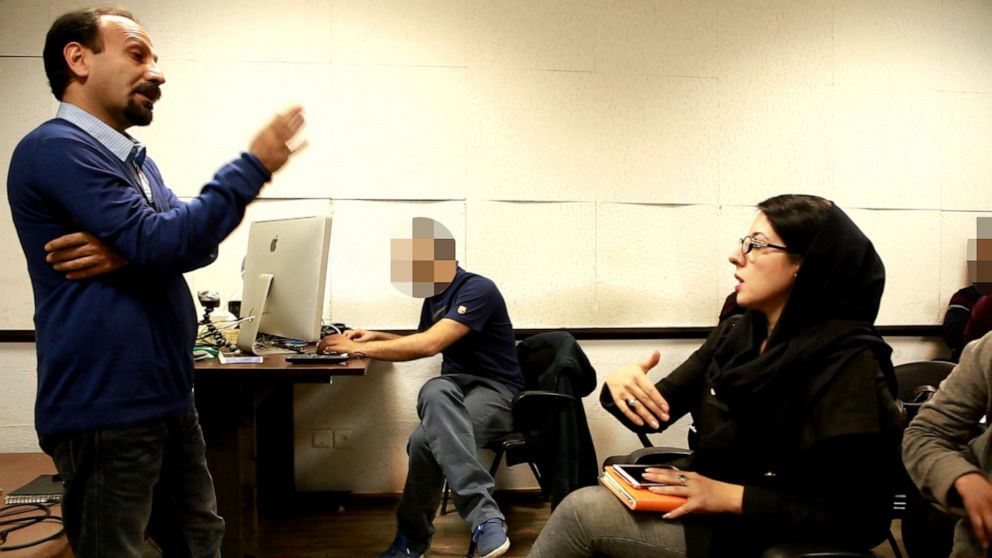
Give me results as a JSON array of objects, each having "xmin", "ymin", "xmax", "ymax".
[
  {"xmin": 604, "ymin": 350, "xmax": 670, "ymax": 429},
  {"xmin": 249, "ymin": 105, "xmax": 307, "ymax": 174}
]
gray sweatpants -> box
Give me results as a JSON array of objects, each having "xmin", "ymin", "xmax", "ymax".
[
  {"xmin": 397, "ymin": 374, "xmax": 515, "ymax": 546},
  {"xmin": 528, "ymin": 485, "xmax": 687, "ymax": 558}
]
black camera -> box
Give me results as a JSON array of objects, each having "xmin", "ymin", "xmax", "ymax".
[{"xmin": 197, "ymin": 290, "xmax": 220, "ymax": 310}]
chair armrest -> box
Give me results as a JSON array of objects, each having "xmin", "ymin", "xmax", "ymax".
[
  {"xmin": 625, "ymin": 446, "xmax": 692, "ymax": 465},
  {"xmin": 602, "ymin": 446, "xmax": 692, "ymax": 469},
  {"xmin": 512, "ymin": 390, "xmax": 576, "ymax": 405}
]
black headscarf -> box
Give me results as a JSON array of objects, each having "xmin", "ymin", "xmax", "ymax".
[{"xmin": 697, "ymin": 204, "xmax": 896, "ymax": 478}]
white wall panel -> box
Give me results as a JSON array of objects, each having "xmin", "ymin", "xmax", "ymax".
[
  {"xmin": 330, "ymin": 0, "xmax": 467, "ymax": 67},
  {"xmin": 597, "ymin": 204, "xmax": 722, "ymax": 326},
  {"xmin": 135, "ymin": 60, "xmax": 334, "ymax": 199},
  {"xmin": 328, "ymin": 200, "xmax": 465, "ymax": 330},
  {"xmin": 715, "ymin": 0, "xmax": 834, "ymax": 86},
  {"xmin": 598, "ymin": 75, "xmax": 720, "ymax": 204},
  {"xmin": 938, "ymin": 0, "xmax": 992, "ymax": 93},
  {"xmin": 848, "ymin": 209, "xmax": 941, "ymax": 325},
  {"xmin": 833, "ymin": 0, "xmax": 944, "ymax": 90},
  {"xmin": 940, "ymin": 92, "xmax": 992, "ymax": 211},
  {"xmin": 59, "ymin": 0, "xmax": 335, "ymax": 63},
  {"xmin": 327, "ymin": 65, "xmax": 467, "ymax": 201},
  {"xmin": 0, "ymin": 345, "xmax": 39, "ymax": 452},
  {"xmin": 128, "ymin": 61, "xmax": 219, "ymax": 196},
  {"xmin": 828, "ymin": 86, "xmax": 941, "ymax": 210},
  {"xmin": 717, "ymin": 80, "xmax": 831, "ymax": 206},
  {"xmin": 0, "ymin": 1, "xmax": 47, "ymax": 56},
  {"xmin": 465, "ymin": 0, "xmax": 597, "ymax": 72},
  {"xmin": 467, "ymin": 68, "xmax": 604, "ymax": 202},
  {"xmin": 467, "ymin": 201, "xmax": 596, "ymax": 327},
  {"xmin": 594, "ymin": 0, "xmax": 720, "ymax": 78}
]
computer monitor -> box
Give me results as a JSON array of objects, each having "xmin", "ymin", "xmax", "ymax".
[{"xmin": 236, "ymin": 215, "xmax": 332, "ymax": 354}]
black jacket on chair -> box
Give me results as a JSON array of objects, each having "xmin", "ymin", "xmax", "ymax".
[{"xmin": 516, "ymin": 332, "xmax": 599, "ymax": 508}]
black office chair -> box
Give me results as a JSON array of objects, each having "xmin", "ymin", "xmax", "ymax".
[
  {"xmin": 892, "ymin": 360, "xmax": 957, "ymax": 558},
  {"xmin": 893, "ymin": 360, "xmax": 954, "ymax": 422},
  {"xmin": 439, "ymin": 332, "xmax": 599, "ymax": 557}
]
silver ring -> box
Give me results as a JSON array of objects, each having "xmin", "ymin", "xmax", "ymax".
[
  {"xmin": 675, "ymin": 473, "xmax": 689, "ymax": 486},
  {"xmin": 626, "ymin": 398, "xmax": 637, "ymax": 408}
]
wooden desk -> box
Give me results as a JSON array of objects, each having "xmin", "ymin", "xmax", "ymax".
[
  {"xmin": 0, "ymin": 453, "xmax": 71, "ymax": 558},
  {"xmin": 194, "ymin": 354, "xmax": 368, "ymax": 558}
]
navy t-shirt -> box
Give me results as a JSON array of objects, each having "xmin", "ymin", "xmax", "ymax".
[{"xmin": 418, "ymin": 267, "xmax": 524, "ymax": 393}]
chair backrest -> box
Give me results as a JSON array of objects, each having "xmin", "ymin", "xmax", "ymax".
[
  {"xmin": 516, "ymin": 331, "xmax": 597, "ymax": 394},
  {"xmin": 893, "ymin": 361, "xmax": 955, "ymax": 421}
]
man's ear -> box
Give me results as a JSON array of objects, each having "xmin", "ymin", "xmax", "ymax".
[{"xmin": 63, "ymin": 42, "xmax": 91, "ymax": 80}]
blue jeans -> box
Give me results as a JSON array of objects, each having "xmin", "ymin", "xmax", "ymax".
[
  {"xmin": 38, "ymin": 410, "xmax": 224, "ymax": 558},
  {"xmin": 397, "ymin": 374, "xmax": 515, "ymax": 547}
]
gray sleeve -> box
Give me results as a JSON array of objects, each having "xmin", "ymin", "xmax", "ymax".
[{"xmin": 902, "ymin": 334, "xmax": 992, "ymax": 510}]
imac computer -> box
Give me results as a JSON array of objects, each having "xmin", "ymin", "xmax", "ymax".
[{"xmin": 236, "ymin": 215, "xmax": 332, "ymax": 354}]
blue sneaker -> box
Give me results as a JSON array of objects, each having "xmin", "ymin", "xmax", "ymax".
[
  {"xmin": 472, "ymin": 518, "xmax": 510, "ymax": 558},
  {"xmin": 379, "ymin": 531, "xmax": 428, "ymax": 558}
]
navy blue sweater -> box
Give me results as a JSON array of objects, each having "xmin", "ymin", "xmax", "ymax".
[{"xmin": 7, "ymin": 118, "xmax": 270, "ymax": 434}]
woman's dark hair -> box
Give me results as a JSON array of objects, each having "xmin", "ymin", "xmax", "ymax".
[
  {"xmin": 757, "ymin": 194, "xmax": 833, "ymax": 260},
  {"xmin": 43, "ymin": 7, "xmax": 137, "ymax": 101}
]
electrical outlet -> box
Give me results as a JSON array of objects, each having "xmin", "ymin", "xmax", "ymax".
[
  {"xmin": 333, "ymin": 429, "xmax": 354, "ymax": 449},
  {"xmin": 312, "ymin": 429, "xmax": 333, "ymax": 448}
]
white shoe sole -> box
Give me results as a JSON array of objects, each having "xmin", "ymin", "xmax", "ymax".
[{"xmin": 479, "ymin": 538, "xmax": 510, "ymax": 558}]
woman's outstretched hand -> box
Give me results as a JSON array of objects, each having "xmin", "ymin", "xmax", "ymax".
[{"xmin": 604, "ymin": 350, "xmax": 670, "ymax": 429}]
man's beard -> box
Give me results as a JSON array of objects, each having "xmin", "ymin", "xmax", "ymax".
[
  {"xmin": 123, "ymin": 82, "xmax": 161, "ymax": 127},
  {"xmin": 123, "ymin": 98, "xmax": 153, "ymax": 126}
]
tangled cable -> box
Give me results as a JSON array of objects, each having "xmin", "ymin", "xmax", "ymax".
[{"xmin": 0, "ymin": 503, "xmax": 65, "ymax": 552}]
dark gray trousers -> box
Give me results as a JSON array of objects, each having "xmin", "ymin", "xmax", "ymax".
[{"xmin": 396, "ymin": 374, "xmax": 515, "ymax": 546}]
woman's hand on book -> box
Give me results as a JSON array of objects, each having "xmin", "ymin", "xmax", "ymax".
[{"xmin": 643, "ymin": 468, "xmax": 744, "ymax": 519}]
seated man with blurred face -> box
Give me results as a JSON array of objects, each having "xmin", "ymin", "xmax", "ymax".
[
  {"xmin": 942, "ymin": 219, "xmax": 992, "ymax": 361},
  {"xmin": 7, "ymin": 6, "xmax": 304, "ymax": 557},
  {"xmin": 319, "ymin": 217, "xmax": 524, "ymax": 558}
]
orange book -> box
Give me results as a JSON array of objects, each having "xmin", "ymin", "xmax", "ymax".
[{"xmin": 599, "ymin": 465, "xmax": 687, "ymax": 512}]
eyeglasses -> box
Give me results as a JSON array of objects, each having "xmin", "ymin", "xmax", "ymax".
[{"xmin": 739, "ymin": 235, "xmax": 796, "ymax": 256}]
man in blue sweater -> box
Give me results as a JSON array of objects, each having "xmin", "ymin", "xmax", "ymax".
[{"xmin": 6, "ymin": 7, "xmax": 304, "ymax": 557}]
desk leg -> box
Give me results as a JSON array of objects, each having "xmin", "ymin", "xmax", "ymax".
[{"xmin": 196, "ymin": 380, "xmax": 258, "ymax": 558}]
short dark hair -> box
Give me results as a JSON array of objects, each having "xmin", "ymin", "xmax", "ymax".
[
  {"xmin": 757, "ymin": 194, "xmax": 833, "ymax": 260},
  {"xmin": 43, "ymin": 7, "xmax": 137, "ymax": 100}
]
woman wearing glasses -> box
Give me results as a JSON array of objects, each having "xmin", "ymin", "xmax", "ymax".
[{"xmin": 529, "ymin": 194, "xmax": 902, "ymax": 557}]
